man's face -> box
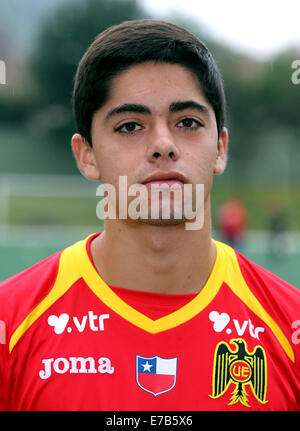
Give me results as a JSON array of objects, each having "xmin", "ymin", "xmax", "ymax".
[{"xmin": 73, "ymin": 61, "xmax": 227, "ymax": 225}]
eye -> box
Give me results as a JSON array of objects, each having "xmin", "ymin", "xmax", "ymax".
[
  {"xmin": 115, "ymin": 122, "xmax": 142, "ymax": 134},
  {"xmin": 177, "ymin": 118, "xmax": 203, "ymax": 129}
]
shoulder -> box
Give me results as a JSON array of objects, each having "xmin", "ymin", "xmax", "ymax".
[
  {"xmin": 0, "ymin": 250, "xmax": 63, "ymax": 334},
  {"xmin": 0, "ymin": 233, "xmax": 98, "ymax": 347},
  {"xmin": 235, "ymin": 249, "xmax": 300, "ymax": 312},
  {"xmin": 215, "ymin": 240, "xmax": 300, "ymax": 364},
  {"xmin": 234, "ymin": 249, "xmax": 300, "ymax": 362}
]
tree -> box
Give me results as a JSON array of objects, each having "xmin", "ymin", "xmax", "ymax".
[{"xmin": 29, "ymin": 0, "xmax": 148, "ymax": 166}]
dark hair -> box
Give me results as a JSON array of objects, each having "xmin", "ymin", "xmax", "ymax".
[{"xmin": 72, "ymin": 19, "xmax": 226, "ymax": 146}]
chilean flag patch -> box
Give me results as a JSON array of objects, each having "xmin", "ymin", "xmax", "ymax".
[{"xmin": 136, "ymin": 355, "xmax": 178, "ymax": 396}]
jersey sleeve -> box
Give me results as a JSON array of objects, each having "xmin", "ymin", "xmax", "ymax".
[
  {"xmin": 235, "ymin": 250, "xmax": 300, "ymax": 408},
  {"xmin": 0, "ymin": 293, "xmax": 10, "ymax": 410},
  {"xmin": 0, "ymin": 250, "xmax": 63, "ymax": 410},
  {"xmin": 0, "ymin": 337, "xmax": 8, "ymax": 410}
]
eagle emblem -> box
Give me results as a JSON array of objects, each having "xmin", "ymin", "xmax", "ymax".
[{"xmin": 210, "ymin": 338, "xmax": 267, "ymax": 407}]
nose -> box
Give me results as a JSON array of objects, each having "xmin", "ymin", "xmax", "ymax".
[{"xmin": 146, "ymin": 123, "xmax": 180, "ymax": 163}]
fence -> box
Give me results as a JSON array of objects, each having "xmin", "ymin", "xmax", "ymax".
[
  {"xmin": 0, "ymin": 173, "xmax": 101, "ymax": 237},
  {"xmin": 0, "ymin": 173, "xmax": 299, "ymax": 286}
]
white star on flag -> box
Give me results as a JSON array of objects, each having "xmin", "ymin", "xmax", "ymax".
[{"xmin": 142, "ymin": 361, "xmax": 153, "ymax": 372}]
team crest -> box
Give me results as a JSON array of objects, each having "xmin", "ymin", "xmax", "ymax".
[
  {"xmin": 210, "ymin": 338, "xmax": 267, "ymax": 407},
  {"xmin": 136, "ymin": 355, "xmax": 177, "ymax": 396}
]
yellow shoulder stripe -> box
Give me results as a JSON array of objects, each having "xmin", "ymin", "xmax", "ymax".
[
  {"xmin": 10, "ymin": 234, "xmax": 294, "ymax": 364},
  {"xmin": 9, "ymin": 236, "xmax": 225, "ymax": 350},
  {"xmin": 9, "ymin": 246, "xmax": 80, "ymax": 353},
  {"xmin": 70, "ymin": 237, "xmax": 226, "ymax": 334},
  {"xmin": 215, "ymin": 240, "xmax": 295, "ymax": 363}
]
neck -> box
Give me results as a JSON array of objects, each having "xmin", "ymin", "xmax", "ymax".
[{"xmin": 91, "ymin": 201, "xmax": 216, "ymax": 295}]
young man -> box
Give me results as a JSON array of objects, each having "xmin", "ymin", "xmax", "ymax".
[{"xmin": 0, "ymin": 19, "xmax": 299, "ymax": 411}]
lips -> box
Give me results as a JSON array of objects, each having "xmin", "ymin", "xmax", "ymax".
[{"xmin": 142, "ymin": 171, "xmax": 187, "ymax": 186}]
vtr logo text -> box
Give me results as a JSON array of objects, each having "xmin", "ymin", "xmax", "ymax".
[
  {"xmin": 209, "ymin": 310, "xmax": 265, "ymax": 340},
  {"xmin": 47, "ymin": 311, "xmax": 110, "ymax": 334}
]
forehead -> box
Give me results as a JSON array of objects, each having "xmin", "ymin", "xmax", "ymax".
[{"xmin": 107, "ymin": 61, "xmax": 210, "ymax": 109}]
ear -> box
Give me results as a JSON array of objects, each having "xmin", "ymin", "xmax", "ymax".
[
  {"xmin": 213, "ymin": 127, "xmax": 228, "ymax": 175},
  {"xmin": 71, "ymin": 133, "xmax": 100, "ymax": 181}
]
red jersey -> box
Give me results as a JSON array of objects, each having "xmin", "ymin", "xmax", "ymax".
[{"xmin": 0, "ymin": 232, "xmax": 299, "ymax": 411}]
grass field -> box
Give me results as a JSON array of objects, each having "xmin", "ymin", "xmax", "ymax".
[
  {"xmin": 0, "ymin": 174, "xmax": 299, "ymax": 288},
  {"xmin": 4, "ymin": 180, "xmax": 300, "ymax": 230}
]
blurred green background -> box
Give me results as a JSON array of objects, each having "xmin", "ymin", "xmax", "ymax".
[{"xmin": 0, "ymin": 0, "xmax": 299, "ymax": 286}]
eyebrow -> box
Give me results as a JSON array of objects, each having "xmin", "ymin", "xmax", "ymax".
[
  {"xmin": 169, "ymin": 100, "xmax": 209, "ymax": 115},
  {"xmin": 105, "ymin": 104, "xmax": 151, "ymax": 122},
  {"xmin": 104, "ymin": 100, "xmax": 209, "ymax": 122}
]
